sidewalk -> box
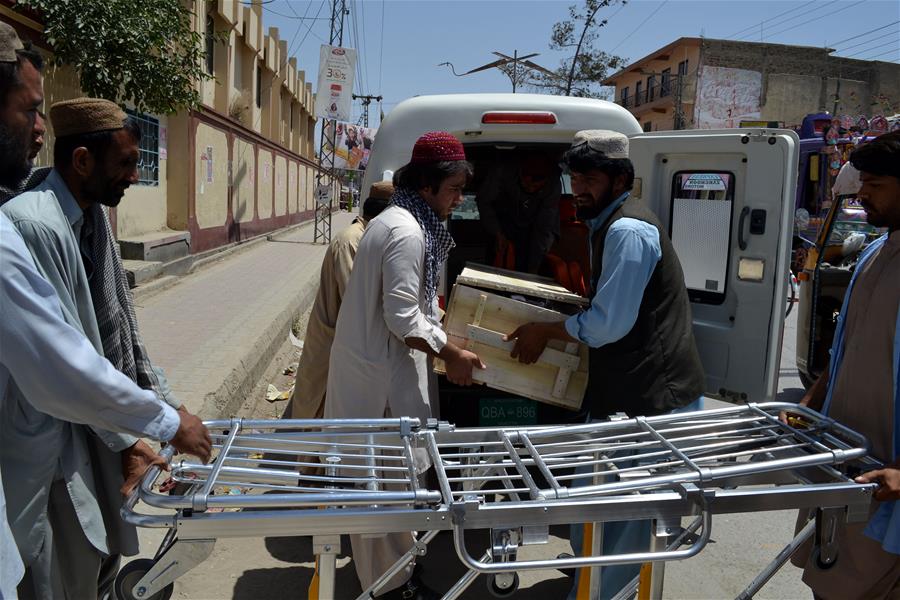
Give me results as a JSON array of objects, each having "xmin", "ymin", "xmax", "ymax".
[{"xmin": 133, "ymin": 212, "xmax": 358, "ymax": 418}]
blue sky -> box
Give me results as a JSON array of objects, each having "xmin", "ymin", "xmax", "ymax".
[{"xmin": 260, "ymin": 0, "xmax": 900, "ymax": 127}]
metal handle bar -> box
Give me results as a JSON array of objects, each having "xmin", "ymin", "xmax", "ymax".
[
  {"xmin": 451, "ymin": 498, "xmax": 712, "ymax": 573},
  {"xmin": 121, "ymin": 443, "xmax": 178, "ymax": 528}
]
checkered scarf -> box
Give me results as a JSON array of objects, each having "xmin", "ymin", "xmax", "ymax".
[
  {"xmin": 390, "ymin": 187, "xmax": 455, "ymax": 306},
  {"xmin": 83, "ymin": 204, "xmax": 166, "ymax": 397},
  {"xmin": 0, "ymin": 166, "xmax": 51, "ymax": 205}
]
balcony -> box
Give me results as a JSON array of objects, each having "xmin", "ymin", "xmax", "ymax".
[{"xmin": 617, "ymin": 84, "xmax": 674, "ymax": 114}]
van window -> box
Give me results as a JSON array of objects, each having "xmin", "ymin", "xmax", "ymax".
[{"xmin": 670, "ymin": 171, "xmax": 735, "ymax": 304}]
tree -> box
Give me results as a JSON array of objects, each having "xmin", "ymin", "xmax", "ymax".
[
  {"xmin": 531, "ymin": 0, "xmax": 628, "ymax": 99},
  {"xmin": 14, "ymin": 0, "xmax": 215, "ymax": 114}
]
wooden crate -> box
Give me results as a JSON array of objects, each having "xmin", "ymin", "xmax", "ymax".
[{"xmin": 435, "ymin": 266, "xmax": 589, "ymax": 411}]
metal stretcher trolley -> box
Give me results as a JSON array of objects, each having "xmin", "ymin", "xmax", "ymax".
[{"xmin": 118, "ymin": 402, "xmax": 880, "ymax": 600}]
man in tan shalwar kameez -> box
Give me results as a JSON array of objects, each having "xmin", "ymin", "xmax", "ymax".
[
  {"xmin": 288, "ymin": 182, "xmax": 393, "ymax": 419},
  {"xmin": 791, "ymin": 132, "xmax": 900, "ymax": 600}
]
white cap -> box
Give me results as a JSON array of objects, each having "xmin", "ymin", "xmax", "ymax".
[{"xmin": 571, "ymin": 130, "xmax": 629, "ymax": 159}]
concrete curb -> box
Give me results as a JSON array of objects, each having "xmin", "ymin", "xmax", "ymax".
[{"xmin": 197, "ymin": 265, "xmax": 320, "ymax": 419}]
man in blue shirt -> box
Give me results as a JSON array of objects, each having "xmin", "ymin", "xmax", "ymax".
[{"xmin": 506, "ymin": 130, "xmax": 705, "ymax": 598}]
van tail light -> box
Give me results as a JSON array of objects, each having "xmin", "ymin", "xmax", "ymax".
[{"xmin": 481, "ymin": 111, "xmax": 557, "ymax": 124}]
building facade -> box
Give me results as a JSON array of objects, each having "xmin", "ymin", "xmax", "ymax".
[
  {"xmin": 603, "ymin": 37, "xmax": 900, "ymax": 133},
  {"xmin": 1, "ymin": 0, "xmax": 321, "ymax": 261}
]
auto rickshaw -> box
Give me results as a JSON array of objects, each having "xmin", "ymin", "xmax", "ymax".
[{"xmin": 795, "ymin": 191, "xmax": 885, "ymax": 387}]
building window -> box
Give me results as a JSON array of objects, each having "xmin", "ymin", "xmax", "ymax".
[
  {"xmin": 647, "ymin": 75, "xmax": 657, "ymax": 102},
  {"xmin": 205, "ymin": 15, "xmax": 215, "ymax": 75},
  {"xmin": 643, "ymin": 121, "xmax": 652, "ymax": 132},
  {"xmin": 620, "ymin": 86, "xmax": 630, "ymax": 108},
  {"xmin": 256, "ymin": 62, "xmax": 262, "ymax": 108},
  {"xmin": 635, "ymin": 80, "xmax": 643, "ymax": 106},
  {"xmin": 125, "ymin": 109, "xmax": 160, "ymax": 186},
  {"xmin": 661, "ymin": 68, "xmax": 672, "ymax": 97},
  {"xmin": 290, "ymin": 103, "xmax": 294, "ymax": 131},
  {"xmin": 678, "ymin": 59, "xmax": 689, "ymax": 77}
]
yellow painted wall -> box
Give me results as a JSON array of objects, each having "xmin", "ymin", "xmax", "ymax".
[
  {"xmin": 194, "ymin": 123, "xmax": 229, "ymax": 229},
  {"xmin": 233, "ymin": 138, "xmax": 255, "ymax": 223},
  {"xmin": 274, "ymin": 154, "xmax": 287, "ymax": 216},
  {"xmin": 257, "ymin": 148, "xmax": 273, "ymax": 219},
  {"xmin": 117, "ymin": 114, "xmax": 169, "ymax": 238},
  {"xmin": 288, "ymin": 161, "xmax": 298, "ymax": 214}
]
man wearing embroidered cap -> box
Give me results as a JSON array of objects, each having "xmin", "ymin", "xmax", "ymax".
[
  {"xmin": 288, "ymin": 180, "xmax": 393, "ymax": 420},
  {"xmin": 2, "ymin": 97, "xmax": 209, "ymax": 599},
  {"xmin": 326, "ymin": 132, "xmax": 484, "ymax": 599},
  {"xmin": 506, "ymin": 129, "xmax": 705, "ymax": 599},
  {"xmin": 0, "ymin": 21, "xmax": 49, "ymax": 204}
]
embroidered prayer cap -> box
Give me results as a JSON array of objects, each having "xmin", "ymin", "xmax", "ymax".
[
  {"xmin": 0, "ymin": 22, "xmax": 24, "ymax": 63},
  {"xmin": 571, "ymin": 130, "xmax": 629, "ymax": 159},
  {"xmin": 368, "ymin": 180, "xmax": 395, "ymax": 200},
  {"xmin": 49, "ymin": 98, "xmax": 127, "ymax": 138},
  {"xmin": 410, "ymin": 131, "xmax": 466, "ymax": 164}
]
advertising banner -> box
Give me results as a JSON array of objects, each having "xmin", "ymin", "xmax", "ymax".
[
  {"xmin": 314, "ymin": 44, "xmax": 357, "ymax": 121},
  {"xmin": 323, "ymin": 121, "xmax": 377, "ymax": 171}
]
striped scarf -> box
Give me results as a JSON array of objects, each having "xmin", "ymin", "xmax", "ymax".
[
  {"xmin": 82, "ymin": 204, "xmax": 169, "ymax": 400},
  {"xmin": 390, "ymin": 187, "xmax": 455, "ymax": 306}
]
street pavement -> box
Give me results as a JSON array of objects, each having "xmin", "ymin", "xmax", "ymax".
[
  {"xmin": 131, "ymin": 247, "xmax": 813, "ymax": 598},
  {"xmin": 133, "ymin": 211, "xmax": 358, "ymax": 419}
]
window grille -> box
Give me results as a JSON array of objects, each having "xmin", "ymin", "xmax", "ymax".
[{"xmin": 125, "ymin": 109, "xmax": 160, "ymax": 186}]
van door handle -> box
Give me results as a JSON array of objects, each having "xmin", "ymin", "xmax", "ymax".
[{"xmin": 738, "ymin": 206, "xmax": 751, "ymax": 251}]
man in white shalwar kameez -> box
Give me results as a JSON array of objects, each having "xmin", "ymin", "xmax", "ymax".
[{"xmin": 326, "ymin": 131, "xmax": 485, "ymax": 600}]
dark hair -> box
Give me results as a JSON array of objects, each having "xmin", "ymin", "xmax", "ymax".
[
  {"xmin": 54, "ymin": 117, "xmax": 142, "ymax": 169},
  {"xmin": 362, "ymin": 196, "xmax": 390, "ymax": 219},
  {"xmin": 850, "ymin": 131, "xmax": 900, "ymax": 180},
  {"xmin": 0, "ymin": 41, "xmax": 44, "ymax": 107},
  {"xmin": 393, "ymin": 160, "xmax": 474, "ymax": 193},
  {"xmin": 561, "ymin": 143, "xmax": 635, "ymax": 190}
]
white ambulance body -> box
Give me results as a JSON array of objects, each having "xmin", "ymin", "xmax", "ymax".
[{"xmin": 360, "ymin": 93, "xmax": 798, "ymax": 408}]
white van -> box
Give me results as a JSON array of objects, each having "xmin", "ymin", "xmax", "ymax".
[{"xmin": 361, "ymin": 93, "xmax": 798, "ymax": 426}]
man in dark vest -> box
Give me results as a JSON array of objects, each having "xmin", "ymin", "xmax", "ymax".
[{"xmin": 506, "ymin": 129, "xmax": 705, "ymax": 598}]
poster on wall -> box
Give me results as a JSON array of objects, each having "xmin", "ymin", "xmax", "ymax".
[
  {"xmin": 695, "ymin": 66, "xmax": 763, "ymax": 129},
  {"xmin": 314, "ymin": 45, "xmax": 357, "ymax": 121},
  {"xmin": 323, "ymin": 121, "xmax": 377, "ymax": 171}
]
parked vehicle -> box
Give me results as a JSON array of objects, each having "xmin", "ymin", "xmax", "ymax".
[
  {"xmin": 795, "ymin": 191, "xmax": 887, "ymax": 387},
  {"xmin": 361, "ymin": 93, "xmax": 798, "ymax": 426}
]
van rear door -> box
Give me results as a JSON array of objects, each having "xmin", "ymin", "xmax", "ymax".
[{"xmin": 629, "ymin": 129, "xmax": 799, "ymax": 403}]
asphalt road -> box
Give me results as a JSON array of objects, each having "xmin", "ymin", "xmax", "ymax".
[{"xmin": 132, "ymin": 309, "xmax": 813, "ymax": 600}]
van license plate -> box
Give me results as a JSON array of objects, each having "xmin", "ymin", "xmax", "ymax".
[{"xmin": 479, "ymin": 398, "xmax": 538, "ymax": 426}]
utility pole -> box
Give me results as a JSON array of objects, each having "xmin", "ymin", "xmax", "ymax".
[
  {"xmin": 640, "ymin": 69, "xmax": 686, "ymax": 130},
  {"xmin": 353, "ymin": 94, "xmax": 383, "ymax": 127},
  {"xmin": 314, "ymin": 0, "xmax": 349, "ymax": 244}
]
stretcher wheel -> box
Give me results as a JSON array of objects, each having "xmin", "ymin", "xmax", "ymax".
[
  {"xmin": 114, "ymin": 559, "xmax": 174, "ymax": 600},
  {"xmin": 486, "ymin": 572, "xmax": 519, "ymax": 597}
]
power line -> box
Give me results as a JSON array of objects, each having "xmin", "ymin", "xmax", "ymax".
[
  {"xmin": 865, "ymin": 49, "xmax": 899, "ymax": 61},
  {"xmin": 833, "ymin": 30, "xmax": 898, "ymax": 54},
  {"xmin": 845, "ymin": 39, "xmax": 900, "ymax": 59},
  {"xmin": 756, "ymin": 0, "xmax": 867, "ymax": 43},
  {"xmin": 733, "ymin": 0, "xmax": 839, "ymax": 41},
  {"xmin": 726, "ymin": 0, "xmax": 817, "ymax": 40},
  {"xmin": 610, "ymin": 0, "xmax": 669, "ymax": 53},
  {"xmin": 829, "ymin": 21, "xmax": 900, "ymax": 48},
  {"xmin": 260, "ymin": 5, "xmax": 329, "ymax": 20}
]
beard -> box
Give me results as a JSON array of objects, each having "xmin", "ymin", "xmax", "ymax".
[
  {"xmin": 575, "ymin": 187, "xmax": 618, "ymax": 221},
  {"xmin": 0, "ymin": 119, "xmax": 33, "ymax": 189}
]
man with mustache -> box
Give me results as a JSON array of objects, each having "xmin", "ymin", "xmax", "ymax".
[
  {"xmin": 505, "ymin": 130, "xmax": 704, "ymax": 598},
  {"xmin": 1, "ymin": 96, "xmax": 205, "ymax": 599},
  {"xmin": 791, "ymin": 131, "xmax": 900, "ymax": 599}
]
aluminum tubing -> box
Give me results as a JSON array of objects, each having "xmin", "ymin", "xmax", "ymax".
[{"xmin": 451, "ymin": 509, "xmax": 711, "ymax": 573}]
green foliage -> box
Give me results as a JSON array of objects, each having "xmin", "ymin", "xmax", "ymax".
[
  {"xmin": 14, "ymin": 0, "xmax": 215, "ymax": 114},
  {"xmin": 532, "ymin": 0, "xmax": 628, "ymax": 99}
]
